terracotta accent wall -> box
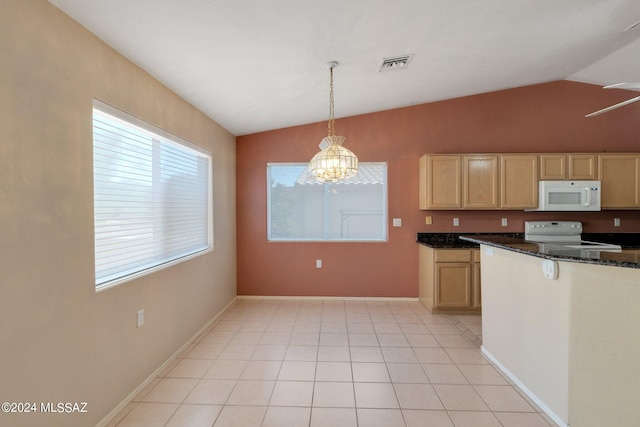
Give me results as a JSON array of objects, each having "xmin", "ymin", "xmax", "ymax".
[
  {"xmin": 237, "ymin": 80, "xmax": 640, "ymax": 298},
  {"xmin": 2, "ymin": 1, "xmax": 236, "ymax": 426}
]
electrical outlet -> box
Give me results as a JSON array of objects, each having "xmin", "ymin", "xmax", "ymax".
[
  {"xmin": 392, "ymin": 218, "xmax": 402, "ymax": 227},
  {"xmin": 137, "ymin": 309, "xmax": 144, "ymax": 327},
  {"xmin": 501, "ymin": 218, "xmax": 508, "ymax": 227},
  {"xmin": 425, "ymin": 216, "xmax": 432, "ymax": 225},
  {"xmin": 453, "ymin": 218, "xmax": 459, "ymax": 227},
  {"xmin": 316, "ymin": 259, "xmax": 322, "ymax": 268},
  {"xmin": 542, "ymin": 260, "xmax": 558, "ymax": 280},
  {"xmin": 614, "ymin": 218, "xmax": 621, "ymax": 227}
]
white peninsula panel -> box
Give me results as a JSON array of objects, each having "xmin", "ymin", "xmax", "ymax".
[{"xmin": 479, "ymin": 245, "xmax": 640, "ymax": 427}]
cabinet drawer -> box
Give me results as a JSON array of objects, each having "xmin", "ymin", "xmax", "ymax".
[
  {"xmin": 435, "ymin": 249, "xmax": 471, "ymax": 263},
  {"xmin": 621, "ymin": 249, "xmax": 640, "ymax": 263}
]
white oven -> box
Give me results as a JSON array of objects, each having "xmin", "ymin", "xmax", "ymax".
[
  {"xmin": 530, "ymin": 180, "xmax": 601, "ymax": 211},
  {"xmin": 524, "ymin": 221, "xmax": 621, "ymax": 259}
]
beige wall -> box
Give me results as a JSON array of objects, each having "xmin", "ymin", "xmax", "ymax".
[
  {"xmin": 0, "ymin": 1, "xmax": 236, "ymax": 426},
  {"xmin": 480, "ymin": 247, "xmax": 571, "ymax": 424},
  {"xmin": 568, "ymin": 262, "xmax": 640, "ymax": 427}
]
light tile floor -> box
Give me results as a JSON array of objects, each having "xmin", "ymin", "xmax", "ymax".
[{"xmin": 107, "ymin": 299, "xmax": 555, "ymax": 427}]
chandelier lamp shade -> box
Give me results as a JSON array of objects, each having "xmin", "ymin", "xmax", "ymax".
[{"xmin": 308, "ymin": 62, "xmax": 358, "ymax": 182}]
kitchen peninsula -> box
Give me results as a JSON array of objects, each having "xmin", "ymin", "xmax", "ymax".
[{"xmin": 460, "ymin": 235, "xmax": 640, "ymax": 427}]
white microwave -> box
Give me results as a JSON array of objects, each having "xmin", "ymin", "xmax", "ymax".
[{"xmin": 530, "ymin": 180, "xmax": 601, "ymax": 211}]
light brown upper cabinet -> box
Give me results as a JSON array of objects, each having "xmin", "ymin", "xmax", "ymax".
[
  {"xmin": 500, "ymin": 155, "xmax": 538, "ymax": 209},
  {"xmin": 420, "ymin": 153, "xmax": 538, "ymax": 210},
  {"xmin": 539, "ymin": 154, "xmax": 565, "ymax": 179},
  {"xmin": 420, "ymin": 154, "xmax": 499, "ymax": 210},
  {"xmin": 419, "ymin": 154, "xmax": 461, "ymax": 209},
  {"xmin": 569, "ymin": 154, "xmax": 598, "ymax": 179},
  {"xmin": 598, "ymin": 154, "xmax": 640, "ymax": 208},
  {"xmin": 463, "ymin": 155, "xmax": 499, "ymax": 209},
  {"xmin": 420, "ymin": 152, "xmax": 640, "ymax": 210},
  {"xmin": 539, "ymin": 154, "xmax": 597, "ymax": 180}
]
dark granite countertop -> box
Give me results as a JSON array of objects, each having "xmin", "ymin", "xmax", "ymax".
[
  {"xmin": 581, "ymin": 233, "xmax": 640, "ymax": 248},
  {"xmin": 417, "ymin": 232, "xmax": 640, "ymax": 249},
  {"xmin": 459, "ymin": 234, "xmax": 640, "ymax": 269},
  {"xmin": 416, "ymin": 233, "xmax": 524, "ymax": 249}
]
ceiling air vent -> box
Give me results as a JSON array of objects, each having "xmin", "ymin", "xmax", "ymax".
[{"xmin": 378, "ymin": 54, "xmax": 413, "ymax": 72}]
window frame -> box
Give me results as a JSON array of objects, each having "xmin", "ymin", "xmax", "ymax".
[
  {"xmin": 267, "ymin": 162, "xmax": 388, "ymax": 242},
  {"xmin": 92, "ymin": 99, "xmax": 213, "ymax": 291}
]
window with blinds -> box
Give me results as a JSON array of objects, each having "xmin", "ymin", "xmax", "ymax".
[{"xmin": 92, "ymin": 100, "xmax": 212, "ymax": 290}]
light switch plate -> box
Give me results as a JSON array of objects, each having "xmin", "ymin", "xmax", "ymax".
[{"xmin": 392, "ymin": 218, "xmax": 402, "ymax": 227}]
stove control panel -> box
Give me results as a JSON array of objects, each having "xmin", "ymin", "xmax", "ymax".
[{"xmin": 525, "ymin": 221, "xmax": 583, "ymax": 241}]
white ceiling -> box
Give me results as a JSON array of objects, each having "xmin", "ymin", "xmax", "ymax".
[{"xmin": 49, "ymin": 0, "xmax": 640, "ymax": 136}]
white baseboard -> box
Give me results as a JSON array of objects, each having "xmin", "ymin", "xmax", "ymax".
[
  {"xmin": 96, "ymin": 297, "xmax": 237, "ymax": 427},
  {"xmin": 480, "ymin": 345, "xmax": 567, "ymax": 427},
  {"xmin": 237, "ymin": 295, "xmax": 420, "ymax": 302}
]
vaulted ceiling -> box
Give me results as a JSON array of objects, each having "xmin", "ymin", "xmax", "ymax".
[{"xmin": 50, "ymin": 0, "xmax": 640, "ymax": 135}]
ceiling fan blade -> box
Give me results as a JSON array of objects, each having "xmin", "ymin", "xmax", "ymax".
[
  {"xmin": 603, "ymin": 83, "xmax": 640, "ymax": 91},
  {"xmin": 585, "ymin": 96, "xmax": 640, "ymax": 117}
]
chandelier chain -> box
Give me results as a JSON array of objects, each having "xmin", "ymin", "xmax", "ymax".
[{"xmin": 328, "ymin": 67, "xmax": 335, "ymax": 137}]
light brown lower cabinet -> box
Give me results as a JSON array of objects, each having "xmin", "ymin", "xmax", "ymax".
[
  {"xmin": 472, "ymin": 253, "xmax": 481, "ymax": 308},
  {"xmin": 419, "ymin": 246, "xmax": 481, "ymax": 314},
  {"xmin": 620, "ymin": 249, "xmax": 640, "ymax": 263}
]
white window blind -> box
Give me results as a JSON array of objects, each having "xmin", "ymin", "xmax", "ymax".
[
  {"xmin": 93, "ymin": 101, "xmax": 212, "ymax": 289},
  {"xmin": 267, "ymin": 163, "xmax": 387, "ymax": 241}
]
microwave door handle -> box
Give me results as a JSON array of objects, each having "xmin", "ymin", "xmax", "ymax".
[{"xmin": 584, "ymin": 187, "xmax": 590, "ymax": 206}]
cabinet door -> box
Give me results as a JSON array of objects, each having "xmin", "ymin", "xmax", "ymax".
[
  {"xmin": 420, "ymin": 155, "xmax": 461, "ymax": 209},
  {"xmin": 539, "ymin": 154, "xmax": 597, "ymax": 180},
  {"xmin": 568, "ymin": 154, "xmax": 597, "ymax": 180},
  {"xmin": 539, "ymin": 154, "xmax": 566, "ymax": 179},
  {"xmin": 500, "ymin": 155, "xmax": 538, "ymax": 209},
  {"xmin": 463, "ymin": 155, "xmax": 499, "ymax": 208},
  {"xmin": 472, "ymin": 262, "xmax": 481, "ymax": 308},
  {"xmin": 435, "ymin": 263, "xmax": 471, "ymax": 308},
  {"xmin": 598, "ymin": 154, "xmax": 640, "ymax": 208}
]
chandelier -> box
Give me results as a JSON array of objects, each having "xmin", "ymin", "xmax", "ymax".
[{"xmin": 308, "ymin": 62, "xmax": 358, "ymax": 182}]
